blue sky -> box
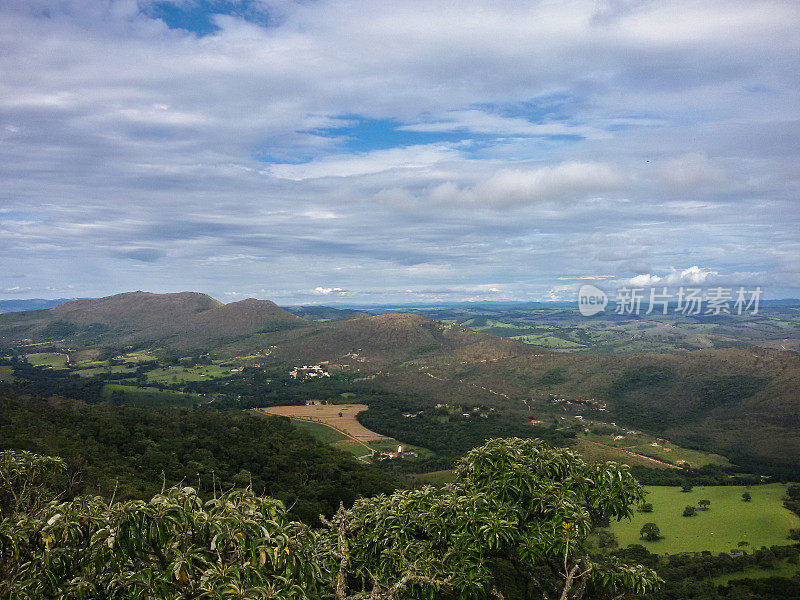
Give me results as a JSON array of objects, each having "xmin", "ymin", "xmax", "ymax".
[{"xmin": 1, "ymin": 0, "xmax": 799, "ymax": 303}]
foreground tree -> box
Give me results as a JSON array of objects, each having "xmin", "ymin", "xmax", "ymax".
[
  {"xmin": 1, "ymin": 486, "xmax": 318, "ymax": 599},
  {"xmin": 320, "ymin": 438, "xmax": 661, "ymax": 599},
  {"xmin": 0, "ymin": 450, "xmax": 66, "ymax": 519},
  {"xmin": 0, "ymin": 440, "xmax": 661, "ymax": 600}
]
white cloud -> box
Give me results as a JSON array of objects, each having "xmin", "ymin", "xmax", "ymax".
[
  {"xmin": 400, "ymin": 110, "xmax": 609, "ymax": 139},
  {"xmin": 269, "ymin": 145, "xmax": 462, "ymax": 180},
  {"xmin": 624, "ymin": 266, "xmax": 719, "ymax": 287},
  {"xmin": 658, "ymin": 153, "xmax": 724, "ymax": 189},
  {"xmin": 313, "ymin": 287, "xmax": 348, "ymax": 295},
  {"xmin": 418, "ymin": 162, "xmax": 626, "ymax": 208}
]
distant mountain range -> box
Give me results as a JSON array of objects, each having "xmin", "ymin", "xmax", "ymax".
[
  {"xmin": 3, "ymin": 296, "xmax": 798, "ymax": 316},
  {"xmin": 0, "ymin": 299, "xmax": 75, "ymax": 313}
]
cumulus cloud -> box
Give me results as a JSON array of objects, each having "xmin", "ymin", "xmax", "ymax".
[
  {"xmin": 382, "ymin": 161, "xmax": 627, "ymax": 209},
  {"xmin": 623, "ymin": 266, "xmax": 721, "ymax": 287},
  {"xmin": 472, "ymin": 162, "xmax": 626, "ymax": 208},
  {"xmin": 313, "ymin": 287, "xmax": 348, "ymax": 295}
]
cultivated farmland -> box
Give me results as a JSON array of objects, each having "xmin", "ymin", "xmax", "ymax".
[{"xmin": 253, "ymin": 403, "xmax": 385, "ymax": 442}]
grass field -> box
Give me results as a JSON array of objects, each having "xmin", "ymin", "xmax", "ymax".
[
  {"xmin": 145, "ymin": 365, "xmax": 237, "ymax": 384},
  {"xmin": 119, "ymin": 351, "xmax": 157, "ymax": 363},
  {"xmin": 288, "ymin": 419, "xmax": 370, "ymax": 456},
  {"xmin": 25, "ymin": 352, "xmax": 68, "ymax": 369},
  {"xmin": 571, "ymin": 438, "xmax": 676, "ymax": 469},
  {"xmin": 710, "ymin": 558, "xmax": 800, "ymax": 584},
  {"xmin": 610, "ymin": 484, "xmax": 800, "ymax": 554},
  {"xmin": 102, "ymin": 384, "xmax": 203, "ymax": 408},
  {"xmin": 579, "ymin": 432, "xmax": 732, "ymax": 468},
  {"xmin": 75, "ymin": 365, "xmax": 137, "ymax": 377}
]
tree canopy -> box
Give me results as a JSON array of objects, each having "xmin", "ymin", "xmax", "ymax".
[{"xmin": 0, "ymin": 439, "xmax": 660, "ymax": 599}]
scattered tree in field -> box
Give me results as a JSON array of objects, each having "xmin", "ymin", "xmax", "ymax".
[
  {"xmin": 742, "ymin": 491, "xmax": 752, "ymax": 502},
  {"xmin": 638, "ymin": 502, "xmax": 654, "ymax": 513},
  {"xmin": 681, "ymin": 481, "xmax": 693, "ymax": 493},
  {"xmin": 640, "ymin": 522, "xmax": 662, "ymax": 541},
  {"xmin": 683, "ymin": 505, "xmax": 697, "ymax": 517},
  {"xmin": 698, "ymin": 499, "xmax": 711, "ymax": 510},
  {"xmin": 738, "ymin": 540, "xmax": 750, "ymax": 547}
]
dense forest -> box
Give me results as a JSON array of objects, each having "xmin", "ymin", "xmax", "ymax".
[{"xmin": 0, "ymin": 389, "xmax": 398, "ymax": 524}]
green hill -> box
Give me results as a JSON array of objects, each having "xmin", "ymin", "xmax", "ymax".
[{"xmin": 0, "ymin": 291, "xmax": 304, "ymax": 351}]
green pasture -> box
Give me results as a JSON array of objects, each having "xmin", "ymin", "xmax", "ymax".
[
  {"xmin": 25, "ymin": 352, "xmax": 68, "ymax": 368},
  {"xmin": 145, "ymin": 364, "xmax": 236, "ymax": 384},
  {"xmin": 119, "ymin": 351, "xmax": 157, "ymax": 363},
  {"xmin": 288, "ymin": 419, "xmax": 370, "ymax": 456},
  {"xmin": 610, "ymin": 484, "xmax": 800, "ymax": 554},
  {"xmin": 287, "ymin": 418, "xmax": 431, "ymax": 459},
  {"xmin": 710, "ymin": 559, "xmax": 800, "ymax": 584},
  {"xmin": 74, "ymin": 365, "xmax": 137, "ymax": 377},
  {"xmin": 102, "ymin": 384, "xmax": 203, "ymax": 408},
  {"xmin": 579, "ymin": 432, "xmax": 731, "ymax": 468}
]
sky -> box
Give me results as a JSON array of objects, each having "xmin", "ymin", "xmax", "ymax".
[{"xmin": 1, "ymin": 0, "xmax": 799, "ymax": 304}]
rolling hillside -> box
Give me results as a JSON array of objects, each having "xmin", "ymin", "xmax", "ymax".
[
  {"xmin": 371, "ymin": 345, "xmax": 800, "ymax": 477},
  {"xmin": 1, "ymin": 291, "xmax": 798, "ymax": 477}
]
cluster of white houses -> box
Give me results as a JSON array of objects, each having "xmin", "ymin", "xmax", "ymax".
[
  {"xmin": 289, "ymin": 364, "xmax": 330, "ymax": 379},
  {"xmin": 375, "ymin": 445, "xmax": 418, "ymax": 461}
]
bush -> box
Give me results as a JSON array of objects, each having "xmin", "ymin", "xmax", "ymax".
[
  {"xmin": 640, "ymin": 522, "xmax": 661, "ymax": 541},
  {"xmin": 683, "ymin": 505, "xmax": 697, "ymax": 517}
]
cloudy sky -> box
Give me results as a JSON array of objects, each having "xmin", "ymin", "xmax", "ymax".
[{"xmin": 1, "ymin": 0, "xmax": 799, "ymax": 303}]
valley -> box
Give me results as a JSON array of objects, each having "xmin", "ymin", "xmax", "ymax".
[{"xmin": 1, "ymin": 291, "xmax": 799, "ymax": 597}]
